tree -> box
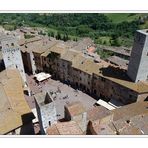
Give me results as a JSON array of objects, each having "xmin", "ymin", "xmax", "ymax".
[
  {"xmin": 110, "ymin": 34, "xmax": 121, "ymax": 46},
  {"xmin": 56, "ymin": 32, "xmax": 61, "ymax": 40},
  {"xmin": 51, "ymin": 32, "xmax": 54, "ymax": 37}
]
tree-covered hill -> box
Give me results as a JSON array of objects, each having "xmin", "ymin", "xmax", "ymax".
[{"xmin": 0, "ymin": 13, "xmax": 148, "ymax": 47}]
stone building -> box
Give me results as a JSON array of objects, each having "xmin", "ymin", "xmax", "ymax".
[
  {"xmin": 92, "ymin": 64, "xmax": 148, "ymax": 104},
  {"xmin": 60, "ymin": 49, "xmax": 80, "ymax": 83},
  {"xmin": 34, "ymin": 91, "xmax": 57, "ymax": 134},
  {"xmin": 41, "ymin": 42, "xmax": 66, "ymax": 79},
  {"xmin": 71, "ymin": 56, "xmax": 94, "ymax": 94},
  {"xmin": 64, "ymin": 101, "xmax": 87, "ymax": 133},
  {"xmin": 20, "ymin": 36, "xmax": 57, "ymax": 74},
  {"xmin": 128, "ymin": 29, "xmax": 148, "ymax": 82},
  {"xmin": 21, "ymin": 50, "xmax": 36, "ymax": 74},
  {"xmin": 1, "ymin": 34, "xmax": 27, "ymax": 85},
  {"xmin": 87, "ymin": 106, "xmax": 114, "ymax": 135}
]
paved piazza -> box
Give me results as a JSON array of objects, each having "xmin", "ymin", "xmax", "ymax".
[{"xmin": 25, "ymin": 74, "xmax": 97, "ymax": 120}]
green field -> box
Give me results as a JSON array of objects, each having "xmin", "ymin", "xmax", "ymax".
[{"xmin": 105, "ymin": 13, "xmax": 147, "ymax": 23}]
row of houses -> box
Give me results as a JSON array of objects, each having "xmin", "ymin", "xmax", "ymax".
[{"xmin": 20, "ymin": 35, "xmax": 148, "ymax": 105}]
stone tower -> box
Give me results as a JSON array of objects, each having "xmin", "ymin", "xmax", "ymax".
[
  {"xmin": 127, "ymin": 29, "xmax": 148, "ymax": 82},
  {"xmin": 34, "ymin": 92, "xmax": 57, "ymax": 134},
  {"xmin": 1, "ymin": 34, "xmax": 27, "ymax": 85}
]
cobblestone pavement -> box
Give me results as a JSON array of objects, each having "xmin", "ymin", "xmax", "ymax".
[{"xmin": 25, "ymin": 74, "xmax": 96, "ymax": 120}]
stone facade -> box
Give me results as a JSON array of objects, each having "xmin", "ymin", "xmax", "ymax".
[
  {"xmin": 33, "ymin": 52, "xmax": 43, "ymax": 73},
  {"xmin": 92, "ymin": 73, "xmax": 141, "ymax": 104},
  {"xmin": 34, "ymin": 92, "xmax": 57, "ymax": 134},
  {"xmin": 64, "ymin": 101, "xmax": 87, "ymax": 134},
  {"xmin": 1, "ymin": 35, "xmax": 27, "ymax": 85},
  {"xmin": 21, "ymin": 51, "xmax": 36, "ymax": 74},
  {"xmin": 128, "ymin": 30, "xmax": 148, "ymax": 82}
]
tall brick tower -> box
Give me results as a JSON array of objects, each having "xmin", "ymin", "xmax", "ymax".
[{"xmin": 127, "ymin": 29, "xmax": 148, "ymax": 82}]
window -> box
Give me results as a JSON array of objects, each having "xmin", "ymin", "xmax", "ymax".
[
  {"xmin": 93, "ymin": 76, "xmax": 97, "ymax": 80},
  {"xmin": 94, "ymin": 89, "xmax": 96, "ymax": 94},
  {"xmin": 11, "ymin": 43, "xmax": 14, "ymax": 46},
  {"xmin": 48, "ymin": 121, "xmax": 51, "ymax": 126},
  {"xmin": 101, "ymin": 77, "xmax": 106, "ymax": 82}
]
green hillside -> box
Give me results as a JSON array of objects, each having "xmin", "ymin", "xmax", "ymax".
[
  {"xmin": 105, "ymin": 13, "xmax": 147, "ymax": 23},
  {"xmin": 0, "ymin": 13, "xmax": 148, "ymax": 47}
]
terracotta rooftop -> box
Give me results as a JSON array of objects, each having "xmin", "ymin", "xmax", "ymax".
[
  {"xmin": 91, "ymin": 122, "xmax": 116, "ymax": 135},
  {"xmin": 108, "ymin": 118, "xmax": 143, "ymax": 135},
  {"xmin": 41, "ymin": 42, "xmax": 67, "ymax": 57},
  {"xmin": 106, "ymin": 55, "xmax": 129, "ymax": 69},
  {"xmin": 93, "ymin": 101, "xmax": 148, "ymax": 135},
  {"xmin": 19, "ymin": 36, "xmax": 42, "ymax": 46},
  {"xmin": 61, "ymin": 49, "xmax": 80, "ymax": 62},
  {"xmin": 20, "ymin": 37, "xmax": 57, "ymax": 54},
  {"xmin": 73, "ymin": 37, "xmax": 95, "ymax": 51},
  {"xmin": 65, "ymin": 101, "xmax": 86, "ymax": 117},
  {"xmin": 130, "ymin": 113, "xmax": 148, "ymax": 134},
  {"xmin": 87, "ymin": 46, "xmax": 96, "ymax": 53},
  {"xmin": 0, "ymin": 69, "xmax": 34, "ymax": 134},
  {"xmin": 112, "ymin": 101, "xmax": 148, "ymax": 121},
  {"xmin": 46, "ymin": 121, "xmax": 83, "ymax": 135},
  {"xmin": 72, "ymin": 54, "xmax": 86, "ymax": 69},
  {"xmin": 87, "ymin": 106, "xmax": 112, "ymax": 122},
  {"xmin": 98, "ymin": 45, "xmax": 131, "ymax": 57}
]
